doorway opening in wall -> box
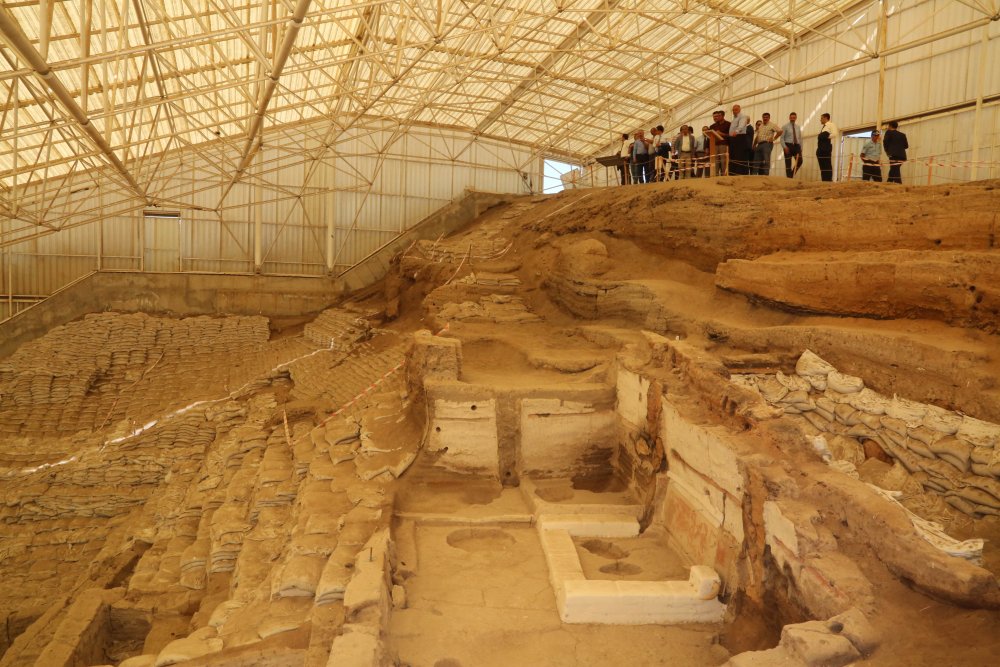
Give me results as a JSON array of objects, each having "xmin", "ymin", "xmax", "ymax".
[
  {"xmin": 542, "ymin": 158, "xmax": 581, "ymax": 194},
  {"xmin": 143, "ymin": 210, "xmax": 182, "ymax": 272}
]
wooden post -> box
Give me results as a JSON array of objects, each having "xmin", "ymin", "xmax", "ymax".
[
  {"xmin": 3, "ymin": 217, "xmax": 11, "ymax": 318},
  {"xmin": 139, "ymin": 212, "xmax": 145, "ymax": 272},
  {"xmin": 847, "ymin": 153, "xmax": 855, "ymax": 181},
  {"xmin": 98, "ymin": 215, "xmax": 103, "ymax": 272},
  {"xmin": 709, "ymin": 136, "xmax": 717, "ymax": 177},
  {"xmin": 927, "ymin": 156, "xmax": 934, "ymax": 186}
]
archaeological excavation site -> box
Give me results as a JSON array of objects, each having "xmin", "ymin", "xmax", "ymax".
[
  {"xmin": 2, "ymin": 1, "xmax": 1000, "ymax": 666},
  {"xmin": 2, "ymin": 180, "xmax": 1000, "ymax": 666}
]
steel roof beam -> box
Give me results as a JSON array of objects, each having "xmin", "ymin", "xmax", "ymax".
[
  {"xmin": 216, "ymin": 0, "xmax": 313, "ymax": 207},
  {"xmin": 0, "ymin": 5, "xmax": 148, "ymax": 203},
  {"xmin": 474, "ymin": 0, "xmax": 626, "ymax": 135}
]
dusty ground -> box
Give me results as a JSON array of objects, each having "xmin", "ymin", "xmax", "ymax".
[
  {"xmin": 391, "ymin": 523, "xmax": 727, "ymax": 667},
  {"xmin": 382, "ymin": 177, "xmax": 1000, "ymax": 664},
  {"xmin": 1, "ymin": 176, "xmax": 999, "ymax": 665}
]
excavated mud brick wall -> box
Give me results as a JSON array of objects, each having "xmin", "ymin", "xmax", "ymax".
[
  {"xmin": 656, "ymin": 400, "xmax": 745, "ymax": 580},
  {"xmin": 614, "ymin": 363, "xmax": 745, "ymax": 582},
  {"xmin": 412, "ymin": 330, "xmax": 617, "ymax": 482}
]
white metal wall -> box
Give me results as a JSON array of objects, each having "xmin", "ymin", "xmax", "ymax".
[
  {"xmin": 1, "ymin": 121, "xmax": 535, "ymax": 316},
  {"xmin": 660, "ymin": 0, "xmax": 1000, "ymax": 184}
]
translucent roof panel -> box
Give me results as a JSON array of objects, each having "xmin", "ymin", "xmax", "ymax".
[{"xmin": 0, "ymin": 0, "xmax": 932, "ymax": 233}]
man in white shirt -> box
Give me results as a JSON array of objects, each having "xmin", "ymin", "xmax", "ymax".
[
  {"xmin": 816, "ymin": 113, "xmax": 840, "ymax": 182},
  {"xmin": 728, "ymin": 104, "xmax": 750, "ymax": 175},
  {"xmin": 673, "ymin": 125, "xmax": 697, "ymax": 179},
  {"xmin": 751, "ymin": 113, "xmax": 781, "ymax": 176}
]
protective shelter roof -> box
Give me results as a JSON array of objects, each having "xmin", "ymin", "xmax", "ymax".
[{"xmin": 0, "ymin": 0, "xmax": 933, "ymax": 231}]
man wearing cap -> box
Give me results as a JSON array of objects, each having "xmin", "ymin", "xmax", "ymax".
[{"xmin": 860, "ymin": 130, "xmax": 883, "ymax": 182}]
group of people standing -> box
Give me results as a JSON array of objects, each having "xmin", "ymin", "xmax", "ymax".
[
  {"xmin": 858, "ymin": 121, "xmax": 910, "ymax": 183},
  {"xmin": 617, "ymin": 105, "xmax": 910, "ymax": 184}
]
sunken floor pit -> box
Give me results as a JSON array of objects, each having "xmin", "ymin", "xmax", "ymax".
[{"xmin": 2, "ymin": 177, "xmax": 1000, "ymax": 666}]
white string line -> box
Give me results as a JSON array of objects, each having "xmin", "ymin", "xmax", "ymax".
[{"xmin": 1, "ymin": 320, "xmax": 370, "ymax": 477}]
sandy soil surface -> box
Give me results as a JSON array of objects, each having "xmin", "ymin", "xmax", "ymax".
[
  {"xmin": 2, "ymin": 176, "xmax": 999, "ymax": 665},
  {"xmin": 384, "ymin": 177, "xmax": 1000, "ymax": 664}
]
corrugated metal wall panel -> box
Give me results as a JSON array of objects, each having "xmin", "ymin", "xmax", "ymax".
[
  {"xmin": 2, "ymin": 108, "xmax": 540, "ymax": 306},
  {"xmin": 102, "ymin": 217, "xmax": 141, "ymax": 270},
  {"xmin": 7, "ymin": 250, "xmax": 94, "ymax": 296}
]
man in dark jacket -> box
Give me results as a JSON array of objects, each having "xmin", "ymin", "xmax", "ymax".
[{"xmin": 882, "ymin": 121, "xmax": 908, "ymax": 184}]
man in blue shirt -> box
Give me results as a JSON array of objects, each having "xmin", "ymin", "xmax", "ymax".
[
  {"xmin": 860, "ymin": 130, "xmax": 883, "ymax": 182},
  {"xmin": 780, "ymin": 112, "xmax": 803, "ymax": 178},
  {"xmin": 629, "ymin": 130, "xmax": 651, "ymax": 184}
]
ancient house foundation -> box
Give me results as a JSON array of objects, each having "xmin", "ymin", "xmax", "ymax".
[{"xmin": 2, "ymin": 184, "xmax": 999, "ymax": 666}]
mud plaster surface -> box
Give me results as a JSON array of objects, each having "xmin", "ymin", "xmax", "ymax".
[
  {"xmin": 574, "ymin": 533, "xmax": 689, "ymax": 581},
  {"xmin": 389, "ymin": 524, "xmax": 727, "ymax": 667}
]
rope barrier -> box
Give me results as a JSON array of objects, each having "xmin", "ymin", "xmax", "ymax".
[{"xmin": 590, "ymin": 152, "xmax": 1000, "ymax": 183}]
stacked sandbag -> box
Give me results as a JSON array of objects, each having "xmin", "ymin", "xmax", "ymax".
[
  {"xmin": 303, "ymin": 308, "xmax": 370, "ymax": 350},
  {"xmin": 269, "ymin": 478, "xmax": 342, "ymax": 601},
  {"xmin": 179, "ymin": 537, "xmax": 211, "ymax": 590},
  {"xmin": 0, "ymin": 312, "xmax": 270, "ymax": 438},
  {"xmin": 735, "ymin": 349, "xmax": 1000, "ymax": 518},
  {"xmin": 154, "ymin": 627, "xmax": 223, "ymax": 666},
  {"xmin": 287, "ymin": 342, "xmax": 406, "ymax": 406}
]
